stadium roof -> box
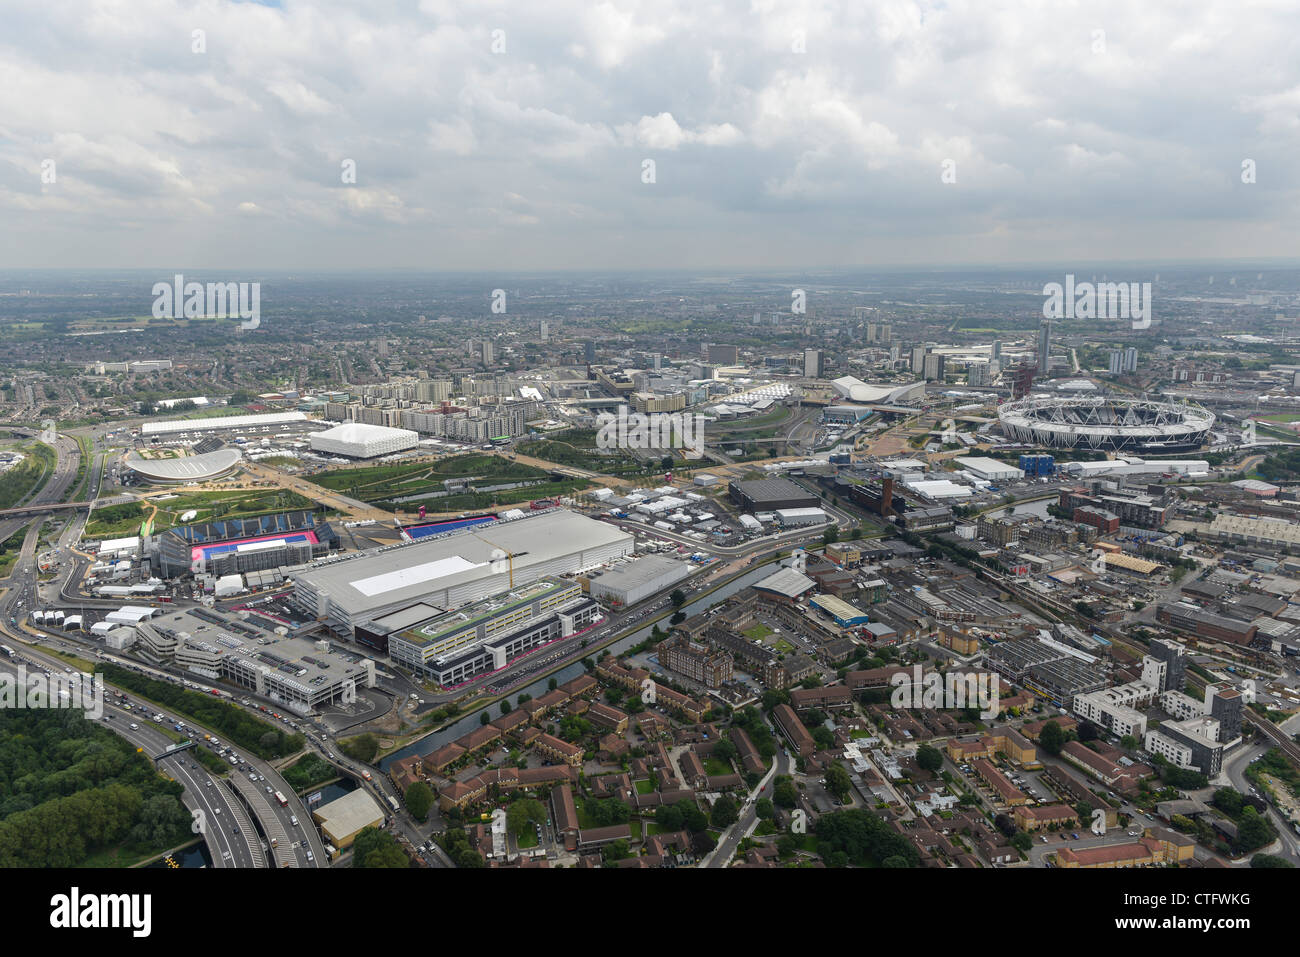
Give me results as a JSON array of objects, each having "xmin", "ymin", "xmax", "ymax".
[
  {"xmin": 140, "ymin": 411, "xmax": 307, "ymax": 435},
  {"xmin": 123, "ymin": 448, "xmax": 242, "ymax": 481},
  {"xmin": 830, "ymin": 376, "xmax": 924, "ymax": 404}
]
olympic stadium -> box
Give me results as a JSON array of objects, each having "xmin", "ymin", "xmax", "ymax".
[
  {"xmin": 122, "ymin": 448, "xmax": 243, "ymax": 484},
  {"xmin": 997, "ymin": 395, "xmax": 1215, "ymax": 452}
]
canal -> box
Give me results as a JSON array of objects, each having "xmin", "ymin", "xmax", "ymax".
[{"xmin": 379, "ymin": 561, "xmax": 780, "ymax": 769}]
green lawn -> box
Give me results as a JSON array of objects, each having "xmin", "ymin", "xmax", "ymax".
[
  {"xmin": 635, "ymin": 778, "xmax": 655, "ymax": 795},
  {"xmin": 741, "ymin": 624, "xmax": 773, "ymax": 641},
  {"xmin": 704, "ymin": 757, "xmax": 734, "ymax": 777},
  {"xmin": 517, "ymin": 829, "xmax": 539, "ymax": 849}
]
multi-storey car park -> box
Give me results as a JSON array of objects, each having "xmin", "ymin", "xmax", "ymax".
[
  {"xmin": 996, "ymin": 395, "xmax": 1215, "ymax": 452},
  {"xmin": 134, "ymin": 606, "xmax": 376, "ymax": 714}
]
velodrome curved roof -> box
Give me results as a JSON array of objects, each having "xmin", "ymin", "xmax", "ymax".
[{"xmin": 123, "ymin": 448, "xmax": 243, "ymax": 481}]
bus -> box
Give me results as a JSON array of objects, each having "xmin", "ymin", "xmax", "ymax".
[
  {"xmin": 273, "ymin": 791, "xmax": 289, "ymax": 807},
  {"xmin": 386, "ymin": 796, "xmax": 399, "ymax": 812},
  {"xmin": 0, "ymin": 645, "xmax": 13, "ymax": 658}
]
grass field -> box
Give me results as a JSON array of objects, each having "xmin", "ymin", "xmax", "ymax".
[
  {"xmin": 314, "ymin": 453, "xmax": 551, "ymax": 503},
  {"xmin": 0, "ymin": 442, "xmax": 55, "ymax": 510},
  {"xmin": 0, "ymin": 523, "xmax": 30, "ymax": 578},
  {"xmin": 741, "ymin": 624, "xmax": 773, "ymax": 641}
]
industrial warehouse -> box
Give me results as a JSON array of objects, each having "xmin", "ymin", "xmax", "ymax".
[{"xmin": 288, "ymin": 509, "xmax": 633, "ymax": 635}]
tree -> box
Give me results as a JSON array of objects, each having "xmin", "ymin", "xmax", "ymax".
[
  {"xmin": 655, "ymin": 804, "xmax": 684, "ymax": 831},
  {"xmin": 1251, "ymin": 853, "xmax": 1295, "ymax": 868},
  {"xmin": 500, "ymin": 700, "xmax": 512, "ymax": 716},
  {"xmin": 1236, "ymin": 808, "xmax": 1274, "ymax": 853},
  {"xmin": 776, "ymin": 833, "xmax": 800, "ymax": 859},
  {"xmin": 711, "ymin": 795, "xmax": 739, "ymax": 828},
  {"xmin": 352, "ymin": 827, "xmax": 408, "ymax": 868},
  {"xmin": 480, "ymin": 712, "xmax": 491, "ymax": 726},
  {"xmin": 1120, "ymin": 734, "xmax": 1138, "ymax": 751},
  {"xmin": 506, "ymin": 798, "xmax": 547, "ymax": 837},
  {"xmin": 1038, "ymin": 720, "xmax": 1065, "ymax": 756},
  {"xmin": 755, "ymin": 798, "xmax": 775, "ymax": 821},
  {"xmin": 773, "ymin": 779, "xmax": 799, "ymax": 809},
  {"xmin": 1011, "ymin": 831, "xmax": 1032, "ymax": 852},
  {"xmin": 340, "ymin": 733, "xmax": 379, "ymax": 763},
  {"xmin": 548, "ymin": 677, "xmax": 558, "ymax": 691},
  {"xmin": 404, "ymin": 782, "xmax": 434, "ymax": 822},
  {"xmin": 713, "ymin": 738, "xmax": 738, "ymax": 764},
  {"xmin": 824, "ymin": 763, "xmax": 852, "ymax": 801},
  {"xmin": 670, "ymin": 589, "xmax": 687, "ymax": 608},
  {"xmin": 602, "ymin": 839, "xmax": 630, "ymax": 863},
  {"xmin": 916, "ymin": 744, "xmax": 943, "ymax": 773}
]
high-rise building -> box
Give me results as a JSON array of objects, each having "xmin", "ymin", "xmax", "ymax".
[
  {"xmin": 922, "ymin": 353, "xmax": 946, "ymax": 382},
  {"xmin": 707, "ymin": 344, "xmax": 739, "ymax": 365},
  {"xmin": 803, "ymin": 349, "xmax": 824, "ymax": 378},
  {"xmin": 1108, "ymin": 348, "xmax": 1139, "ymax": 375},
  {"xmin": 480, "ymin": 340, "xmax": 495, "ymax": 365},
  {"xmin": 991, "ymin": 340, "xmax": 1002, "ymax": 362},
  {"xmin": 1208, "ymin": 686, "xmax": 1243, "ymax": 742},
  {"xmin": 376, "ymin": 338, "xmax": 389, "ymax": 357},
  {"xmin": 584, "ymin": 341, "xmax": 596, "ymax": 363},
  {"xmin": 911, "ymin": 346, "xmax": 928, "ymax": 375},
  {"xmin": 1037, "ymin": 320, "xmax": 1052, "ymax": 373},
  {"xmin": 1148, "ymin": 638, "xmax": 1188, "ymax": 693},
  {"xmin": 539, "ymin": 320, "xmax": 549, "ymax": 341},
  {"xmin": 968, "ymin": 361, "xmax": 991, "ymax": 387}
]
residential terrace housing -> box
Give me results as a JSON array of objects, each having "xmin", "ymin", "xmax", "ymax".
[
  {"xmin": 971, "ymin": 758, "xmax": 1030, "ymax": 807},
  {"xmin": 1054, "ymin": 828, "xmax": 1196, "ymax": 868},
  {"xmin": 1013, "ymin": 804, "xmax": 1080, "ymax": 832},
  {"xmin": 587, "ymin": 701, "xmax": 630, "ymax": 734},
  {"xmin": 1061, "ymin": 741, "xmax": 1151, "ymax": 791},
  {"xmin": 771, "ymin": 703, "xmax": 817, "ymax": 755},
  {"xmin": 535, "ymin": 733, "xmax": 585, "ymax": 767},
  {"xmin": 790, "ymin": 684, "xmax": 854, "ymax": 711}
]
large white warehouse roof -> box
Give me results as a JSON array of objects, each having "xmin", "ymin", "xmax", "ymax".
[{"xmin": 141, "ymin": 411, "xmax": 307, "ymax": 435}]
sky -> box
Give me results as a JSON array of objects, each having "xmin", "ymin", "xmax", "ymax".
[{"xmin": 2, "ymin": 0, "xmax": 1300, "ymax": 271}]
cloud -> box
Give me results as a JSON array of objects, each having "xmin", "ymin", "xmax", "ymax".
[{"xmin": 0, "ymin": 0, "xmax": 1298, "ymax": 269}]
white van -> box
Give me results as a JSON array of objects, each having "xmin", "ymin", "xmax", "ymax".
[{"xmin": 290, "ymin": 815, "xmax": 299, "ymax": 827}]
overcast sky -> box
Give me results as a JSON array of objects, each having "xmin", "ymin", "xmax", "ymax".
[{"xmin": 2, "ymin": 0, "xmax": 1299, "ymax": 271}]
